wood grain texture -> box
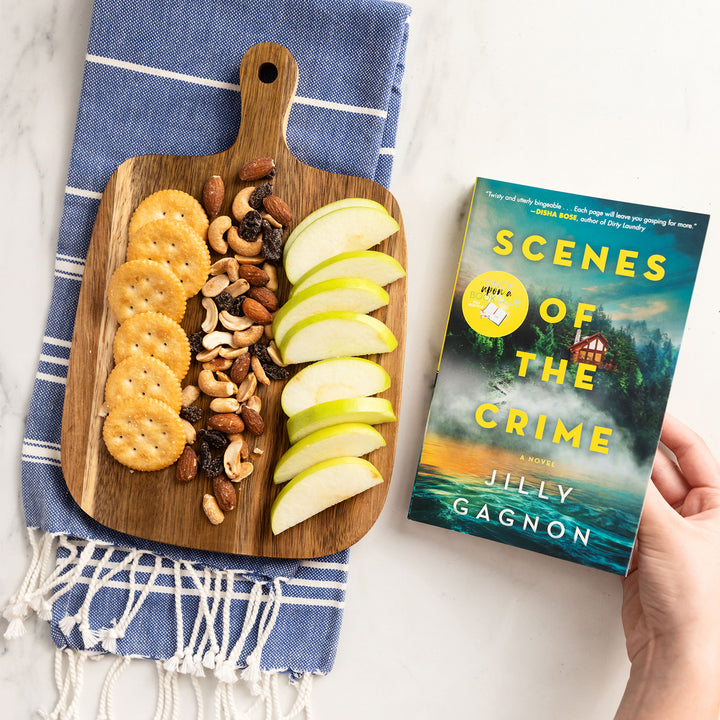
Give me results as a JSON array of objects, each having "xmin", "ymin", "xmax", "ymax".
[{"xmin": 60, "ymin": 43, "xmax": 407, "ymax": 559}]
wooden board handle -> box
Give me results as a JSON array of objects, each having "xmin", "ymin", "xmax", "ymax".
[{"xmin": 232, "ymin": 43, "xmax": 299, "ymax": 157}]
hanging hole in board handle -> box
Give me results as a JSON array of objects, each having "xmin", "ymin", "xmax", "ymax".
[{"xmin": 258, "ymin": 62, "xmax": 278, "ymax": 84}]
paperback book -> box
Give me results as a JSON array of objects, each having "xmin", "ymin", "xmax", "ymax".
[{"xmin": 408, "ymin": 178, "xmax": 709, "ymax": 574}]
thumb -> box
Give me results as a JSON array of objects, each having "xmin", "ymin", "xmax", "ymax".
[{"xmin": 638, "ymin": 479, "xmax": 682, "ymax": 542}]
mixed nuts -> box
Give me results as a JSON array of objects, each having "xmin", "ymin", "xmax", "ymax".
[{"xmin": 177, "ymin": 159, "xmax": 292, "ymax": 526}]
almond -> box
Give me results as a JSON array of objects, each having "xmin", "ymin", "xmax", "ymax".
[
  {"xmin": 230, "ymin": 353, "xmax": 251, "ymax": 385},
  {"xmin": 243, "ymin": 297, "xmax": 272, "ymax": 325},
  {"xmin": 238, "ymin": 157, "xmax": 275, "ymax": 181},
  {"xmin": 262, "ymin": 195, "xmax": 292, "ymax": 226},
  {"xmin": 241, "ymin": 405, "xmax": 264, "ymax": 436},
  {"xmin": 202, "ymin": 175, "xmax": 225, "ymax": 218},
  {"xmin": 176, "ymin": 445, "xmax": 198, "ymax": 483},
  {"xmin": 213, "ymin": 474, "xmax": 237, "ymax": 512},
  {"xmin": 208, "ymin": 413, "xmax": 245, "ymax": 434},
  {"xmin": 246, "ymin": 286, "xmax": 279, "ymax": 312},
  {"xmin": 238, "ymin": 264, "xmax": 270, "ymax": 286}
]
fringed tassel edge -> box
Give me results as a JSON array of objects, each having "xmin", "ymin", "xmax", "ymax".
[
  {"xmin": 3, "ymin": 529, "xmax": 317, "ymax": 720},
  {"xmin": 36, "ymin": 649, "xmax": 314, "ymax": 720}
]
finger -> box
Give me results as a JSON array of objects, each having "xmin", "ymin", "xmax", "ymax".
[
  {"xmin": 650, "ymin": 445, "xmax": 690, "ymax": 508},
  {"xmin": 660, "ymin": 414, "xmax": 720, "ymax": 490},
  {"xmin": 637, "ymin": 479, "xmax": 681, "ymax": 542}
]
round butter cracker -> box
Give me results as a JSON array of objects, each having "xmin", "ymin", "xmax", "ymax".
[
  {"xmin": 103, "ymin": 397, "xmax": 185, "ymax": 472},
  {"xmin": 127, "ymin": 218, "xmax": 211, "ymax": 298},
  {"xmin": 108, "ymin": 259, "xmax": 185, "ymax": 323},
  {"xmin": 129, "ymin": 189, "xmax": 209, "ymax": 240},
  {"xmin": 104, "ymin": 354, "xmax": 183, "ymax": 412},
  {"xmin": 113, "ymin": 311, "xmax": 191, "ymax": 380}
]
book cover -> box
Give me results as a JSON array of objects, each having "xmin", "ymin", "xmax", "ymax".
[{"xmin": 408, "ymin": 178, "xmax": 709, "ymax": 574}]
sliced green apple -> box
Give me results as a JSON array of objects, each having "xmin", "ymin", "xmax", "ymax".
[
  {"xmin": 270, "ymin": 457, "xmax": 384, "ymax": 534},
  {"xmin": 283, "ymin": 205, "xmax": 400, "ymax": 284},
  {"xmin": 281, "ymin": 357, "xmax": 391, "ymax": 417},
  {"xmin": 273, "ymin": 422, "xmax": 386, "ymax": 484},
  {"xmin": 273, "ymin": 277, "xmax": 389, "ymax": 347},
  {"xmin": 286, "ymin": 397, "xmax": 396, "ymax": 444},
  {"xmin": 279, "ymin": 311, "xmax": 397, "ymax": 365},
  {"xmin": 289, "ymin": 250, "xmax": 406, "ymax": 298},
  {"xmin": 284, "ymin": 198, "xmax": 388, "ymax": 256}
]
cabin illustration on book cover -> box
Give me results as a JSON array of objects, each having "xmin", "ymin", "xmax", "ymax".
[{"xmin": 408, "ymin": 178, "xmax": 709, "ymax": 574}]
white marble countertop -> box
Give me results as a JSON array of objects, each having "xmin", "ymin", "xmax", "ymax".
[{"xmin": 2, "ymin": 0, "xmax": 719, "ymax": 717}]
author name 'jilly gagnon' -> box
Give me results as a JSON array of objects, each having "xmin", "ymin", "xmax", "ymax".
[{"xmin": 451, "ymin": 470, "xmax": 591, "ymax": 546}]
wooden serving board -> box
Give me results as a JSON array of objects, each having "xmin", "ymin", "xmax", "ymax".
[{"xmin": 61, "ymin": 43, "xmax": 406, "ymax": 559}]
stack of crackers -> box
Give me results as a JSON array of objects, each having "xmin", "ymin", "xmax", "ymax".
[{"xmin": 103, "ymin": 190, "xmax": 211, "ymax": 472}]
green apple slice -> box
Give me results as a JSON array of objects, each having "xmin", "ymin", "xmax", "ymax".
[
  {"xmin": 273, "ymin": 277, "xmax": 389, "ymax": 347},
  {"xmin": 284, "ymin": 198, "xmax": 388, "ymax": 256},
  {"xmin": 281, "ymin": 357, "xmax": 391, "ymax": 417},
  {"xmin": 270, "ymin": 457, "xmax": 384, "ymax": 534},
  {"xmin": 286, "ymin": 396, "xmax": 396, "ymax": 444},
  {"xmin": 284, "ymin": 205, "xmax": 400, "ymax": 284},
  {"xmin": 289, "ymin": 250, "xmax": 406, "ymax": 297},
  {"xmin": 279, "ymin": 311, "xmax": 397, "ymax": 365},
  {"xmin": 274, "ymin": 422, "xmax": 386, "ymax": 484}
]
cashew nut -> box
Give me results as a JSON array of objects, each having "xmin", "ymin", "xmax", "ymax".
[
  {"xmin": 201, "ymin": 297, "xmax": 219, "ymax": 333},
  {"xmin": 208, "ymin": 216, "xmax": 232, "ymax": 254},
  {"xmin": 246, "ymin": 395, "xmax": 262, "ymax": 414},
  {"xmin": 219, "ymin": 311, "xmax": 253, "ymax": 332},
  {"xmin": 181, "ymin": 384, "xmax": 201, "ymax": 406},
  {"xmin": 219, "ymin": 345, "xmax": 249, "ymax": 359},
  {"xmin": 227, "ymin": 226, "xmax": 264, "ymax": 257},
  {"xmin": 198, "ymin": 369, "xmax": 235, "ymax": 398},
  {"xmin": 267, "ymin": 341, "xmax": 286, "ymax": 367},
  {"xmin": 232, "ymin": 325, "xmax": 265, "ymax": 347},
  {"xmin": 251, "ymin": 356, "xmax": 270, "ymax": 385},
  {"xmin": 195, "ymin": 346, "xmax": 221, "ymax": 362},
  {"xmin": 224, "ymin": 440, "xmax": 254, "ymax": 481},
  {"xmin": 262, "ymin": 263, "xmax": 278, "ymax": 293},
  {"xmin": 181, "ymin": 418, "xmax": 196, "ymax": 444},
  {"xmin": 202, "ymin": 494, "xmax": 225, "ymax": 525},
  {"xmin": 236, "ymin": 372, "xmax": 257, "ymax": 404},
  {"xmin": 233, "ymin": 253, "xmax": 265, "ymax": 265},
  {"xmin": 210, "ymin": 397, "xmax": 240, "ymax": 413},
  {"xmin": 203, "ymin": 330, "xmax": 235, "ymax": 350},
  {"xmin": 231, "ymin": 186, "xmax": 255, "ymax": 221},
  {"xmin": 261, "ymin": 211, "xmax": 282, "ymax": 229},
  {"xmin": 225, "ymin": 278, "xmax": 251, "ymax": 298},
  {"xmin": 202, "ymin": 357, "xmax": 232, "ymax": 372},
  {"xmin": 202, "ymin": 273, "xmax": 230, "ymax": 297},
  {"xmin": 210, "ymin": 257, "xmax": 240, "ymax": 282},
  {"xmin": 264, "ymin": 323, "xmax": 274, "ymax": 340}
]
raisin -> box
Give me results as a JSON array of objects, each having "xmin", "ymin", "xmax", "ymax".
[
  {"xmin": 232, "ymin": 296, "xmax": 245, "ymax": 316},
  {"xmin": 261, "ymin": 220, "xmax": 284, "ymax": 264},
  {"xmin": 262, "ymin": 361, "xmax": 290, "ymax": 381},
  {"xmin": 250, "ymin": 341, "xmax": 271, "ymax": 363},
  {"xmin": 198, "ymin": 441, "xmax": 212, "ymax": 471},
  {"xmin": 180, "ymin": 405, "xmax": 203, "ymax": 423},
  {"xmin": 189, "ymin": 332, "xmax": 204, "ymax": 354},
  {"xmin": 197, "ymin": 428, "xmax": 230, "ymax": 451},
  {"xmin": 214, "ymin": 291, "xmax": 234, "ymax": 312},
  {"xmin": 248, "ymin": 183, "xmax": 273, "ymax": 211},
  {"xmin": 205, "ymin": 456, "xmax": 225, "ymax": 479},
  {"xmin": 238, "ymin": 210, "xmax": 263, "ymax": 240}
]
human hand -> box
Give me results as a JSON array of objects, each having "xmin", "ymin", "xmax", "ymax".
[{"xmin": 616, "ymin": 414, "xmax": 720, "ymax": 719}]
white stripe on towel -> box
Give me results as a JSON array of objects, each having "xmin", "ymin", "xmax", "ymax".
[{"xmin": 86, "ymin": 54, "xmax": 387, "ymax": 118}]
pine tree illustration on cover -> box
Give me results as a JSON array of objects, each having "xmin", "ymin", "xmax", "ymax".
[{"xmin": 409, "ymin": 178, "xmax": 709, "ymax": 574}]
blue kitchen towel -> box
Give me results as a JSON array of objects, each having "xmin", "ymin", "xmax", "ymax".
[{"xmin": 3, "ymin": 0, "xmax": 410, "ymax": 716}]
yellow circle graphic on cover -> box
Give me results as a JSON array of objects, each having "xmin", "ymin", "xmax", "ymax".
[{"xmin": 461, "ymin": 270, "xmax": 529, "ymax": 337}]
